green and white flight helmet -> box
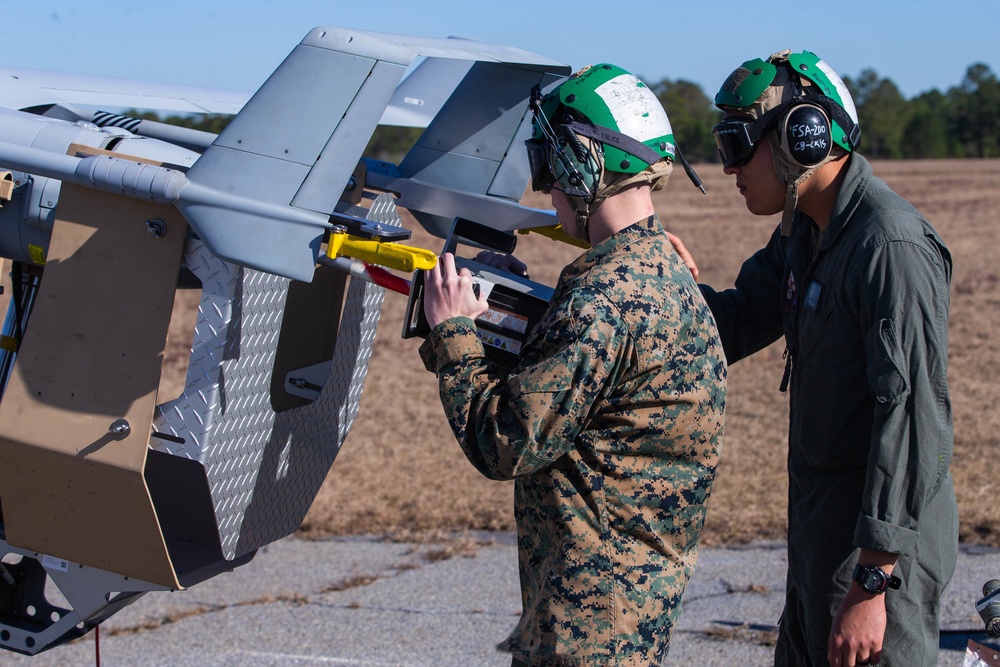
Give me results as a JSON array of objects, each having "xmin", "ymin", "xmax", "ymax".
[
  {"xmin": 535, "ymin": 63, "xmax": 677, "ymax": 177},
  {"xmin": 525, "ymin": 64, "xmax": 683, "ymax": 243},
  {"xmin": 714, "ymin": 50, "xmax": 860, "ymax": 156},
  {"xmin": 713, "ymin": 50, "xmax": 860, "ymax": 235}
]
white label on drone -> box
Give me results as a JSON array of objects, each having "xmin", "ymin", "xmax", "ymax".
[
  {"xmin": 41, "ymin": 554, "xmax": 69, "ymax": 572},
  {"xmin": 595, "ymin": 74, "xmax": 672, "ymax": 142}
]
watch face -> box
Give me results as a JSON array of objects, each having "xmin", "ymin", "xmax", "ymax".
[
  {"xmin": 853, "ymin": 564, "xmax": 900, "ymax": 593},
  {"xmin": 861, "ymin": 571, "xmax": 884, "ymax": 593}
]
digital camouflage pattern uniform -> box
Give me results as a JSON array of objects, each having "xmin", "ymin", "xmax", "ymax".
[{"xmin": 420, "ymin": 215, "xmax": 727, "ymax": 666}]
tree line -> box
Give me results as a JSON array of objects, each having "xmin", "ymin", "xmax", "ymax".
[
  {"xmin": 141, "ymin": 61, "xmax": 999, "ymax": 163},
  {"xmin": 651, "ymin": 61, "xmax": 999, "ymax": 162}
]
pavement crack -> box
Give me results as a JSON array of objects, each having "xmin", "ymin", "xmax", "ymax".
[
  {"xmin": 104, "ymin": 592, "xmax": 312, "ymax": 637},
  {"xmin": 104, "ymin": 543, "xmax": 497, "ymax": 638},
  {"xmin": 686, "ymin": 579, "xmax": 772, "ymax": 602},
  {"xmin": 687, "ymin": 621, "xmax": 778, "ymax": 647},
  {"xmin": 105, "ymin": 558, "xmax": 425, "ymax": 637},
  {"xmin": 314, "ymin": 602, "xmax": 517, "ymax": 618},
  {"xmin": 321, "ymin": 573, "xmax": 382, "ymax": 593}
]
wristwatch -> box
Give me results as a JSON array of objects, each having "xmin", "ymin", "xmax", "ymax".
[{"xmin": 852, "ymin": 564, "xmax": 902, "ymax": 594}]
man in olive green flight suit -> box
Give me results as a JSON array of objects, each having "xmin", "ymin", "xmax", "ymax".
[{"xmin": 695, "ymin": 50, "xmax": 958, "ymax": 667}]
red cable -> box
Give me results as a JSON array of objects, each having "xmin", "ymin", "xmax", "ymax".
[{"xmin": 362, "ymin": 263, "xmax": 411, "ymax": 295}]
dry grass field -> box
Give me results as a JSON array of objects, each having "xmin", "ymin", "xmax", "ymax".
[{"xmin": 165, "ymin": 158, "xmax": 1000, "ymax": 547}]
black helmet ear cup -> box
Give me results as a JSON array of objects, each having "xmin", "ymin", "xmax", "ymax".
[{"xmin": 780, "ymin": 103, "xmax": 832, "ymax": 167}]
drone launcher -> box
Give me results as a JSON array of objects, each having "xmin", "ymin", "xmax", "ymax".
[{"xmin": 0, "ymin": 27, "xmax": 569, "ymax": 654}]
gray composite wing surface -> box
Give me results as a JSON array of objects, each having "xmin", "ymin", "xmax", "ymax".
[
  {"xmin": 0, "ymin": 65, "xmax": 250, "ymax": 116},
  {"xmin": 0, "ymin": 59, "xmax": 466, "ymax": 126},
  {"xmin": 181, "ymin": 27, "xmax": 570, "ymax": 281},
  {"xmin": 379, "ymin": 55, "xmax": 474, "ymax": 127}
]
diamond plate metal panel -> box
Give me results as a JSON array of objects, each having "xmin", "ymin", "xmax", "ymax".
[{"xmin": 153, "ymin": 198, "xmax": 395, "ymax": 560}]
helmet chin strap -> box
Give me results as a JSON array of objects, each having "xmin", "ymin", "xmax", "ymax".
[
  {"xmin": 779, "ymin": 180, "xmax": 800, "ymax": 237},
  {"xmin": 768, "ymin": 133, "xmax": 820, "ymax": 237},
  {"xmin": 565, "ymin": 197, "xmax": 592, "ymax": 244}
]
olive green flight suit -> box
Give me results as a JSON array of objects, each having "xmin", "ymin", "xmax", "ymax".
[{"xmin": 702, "ymin": 155, "xmax": 957, "ymax": 666}]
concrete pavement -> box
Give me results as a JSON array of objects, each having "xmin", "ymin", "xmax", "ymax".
[{"xmin": 3, "ymin": 534, "xmax": 998, "ymax": 666}]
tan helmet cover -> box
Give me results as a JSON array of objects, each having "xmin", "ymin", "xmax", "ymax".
[{"xmin": 720, "ymin": 49, "xmax": 844, "ymax": 235}]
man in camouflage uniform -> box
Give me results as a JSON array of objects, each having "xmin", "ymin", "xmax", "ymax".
[{"xmin": 419, "ymin": 63, "xmax": 727, "ymax": 666}]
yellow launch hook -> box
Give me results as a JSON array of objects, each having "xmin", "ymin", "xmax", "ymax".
[{"xmin": 326, "ymin": 230, "xmax": 437, "ymax": 273}]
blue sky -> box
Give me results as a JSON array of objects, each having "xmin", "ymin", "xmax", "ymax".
[{"xmin": 0, "ymin": 0, "xmax": 995, "ymax": 101}]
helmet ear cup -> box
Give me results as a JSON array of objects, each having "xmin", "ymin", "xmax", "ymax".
[
  {"xmin": 779, "ymin": 103, "xmax": 833, "ymax": 168},
  {"xmin": 552, "ymin": 125, "xmax": 601, "ymax": 195}
]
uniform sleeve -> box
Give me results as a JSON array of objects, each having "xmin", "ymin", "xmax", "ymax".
[
  {"xmin": 700, "ymin": 225, "xmax": 786, "ymax": 364},
  {"xmin": 420, "ymin": 290, "xmax": 630, "ymax": 481},
  {"xmin": 852, "ymin": 236, "xmax": 953, "ymax": 556}
]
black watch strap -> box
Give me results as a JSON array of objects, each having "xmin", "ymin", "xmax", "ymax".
[{"xmin": 852, "ymin": 564, "xmax": 902, "ymax": 594}]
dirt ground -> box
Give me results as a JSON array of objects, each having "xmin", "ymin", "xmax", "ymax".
[{"xmin": 163, "ymin": 158, "xmax": 1000, "ymax": 547}]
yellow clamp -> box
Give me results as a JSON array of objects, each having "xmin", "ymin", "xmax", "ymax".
[
  {"xmin": 517, "ymin": 224, "xmax": 590, "ymax": 250},
  {"xmin": 326, "ymin": 231, "xmax": 437, "ymax": 272}
]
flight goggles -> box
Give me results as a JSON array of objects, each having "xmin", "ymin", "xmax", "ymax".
[{"xmin": 712, "ymin": 107, "xmax": 784, "ymax": 168}]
